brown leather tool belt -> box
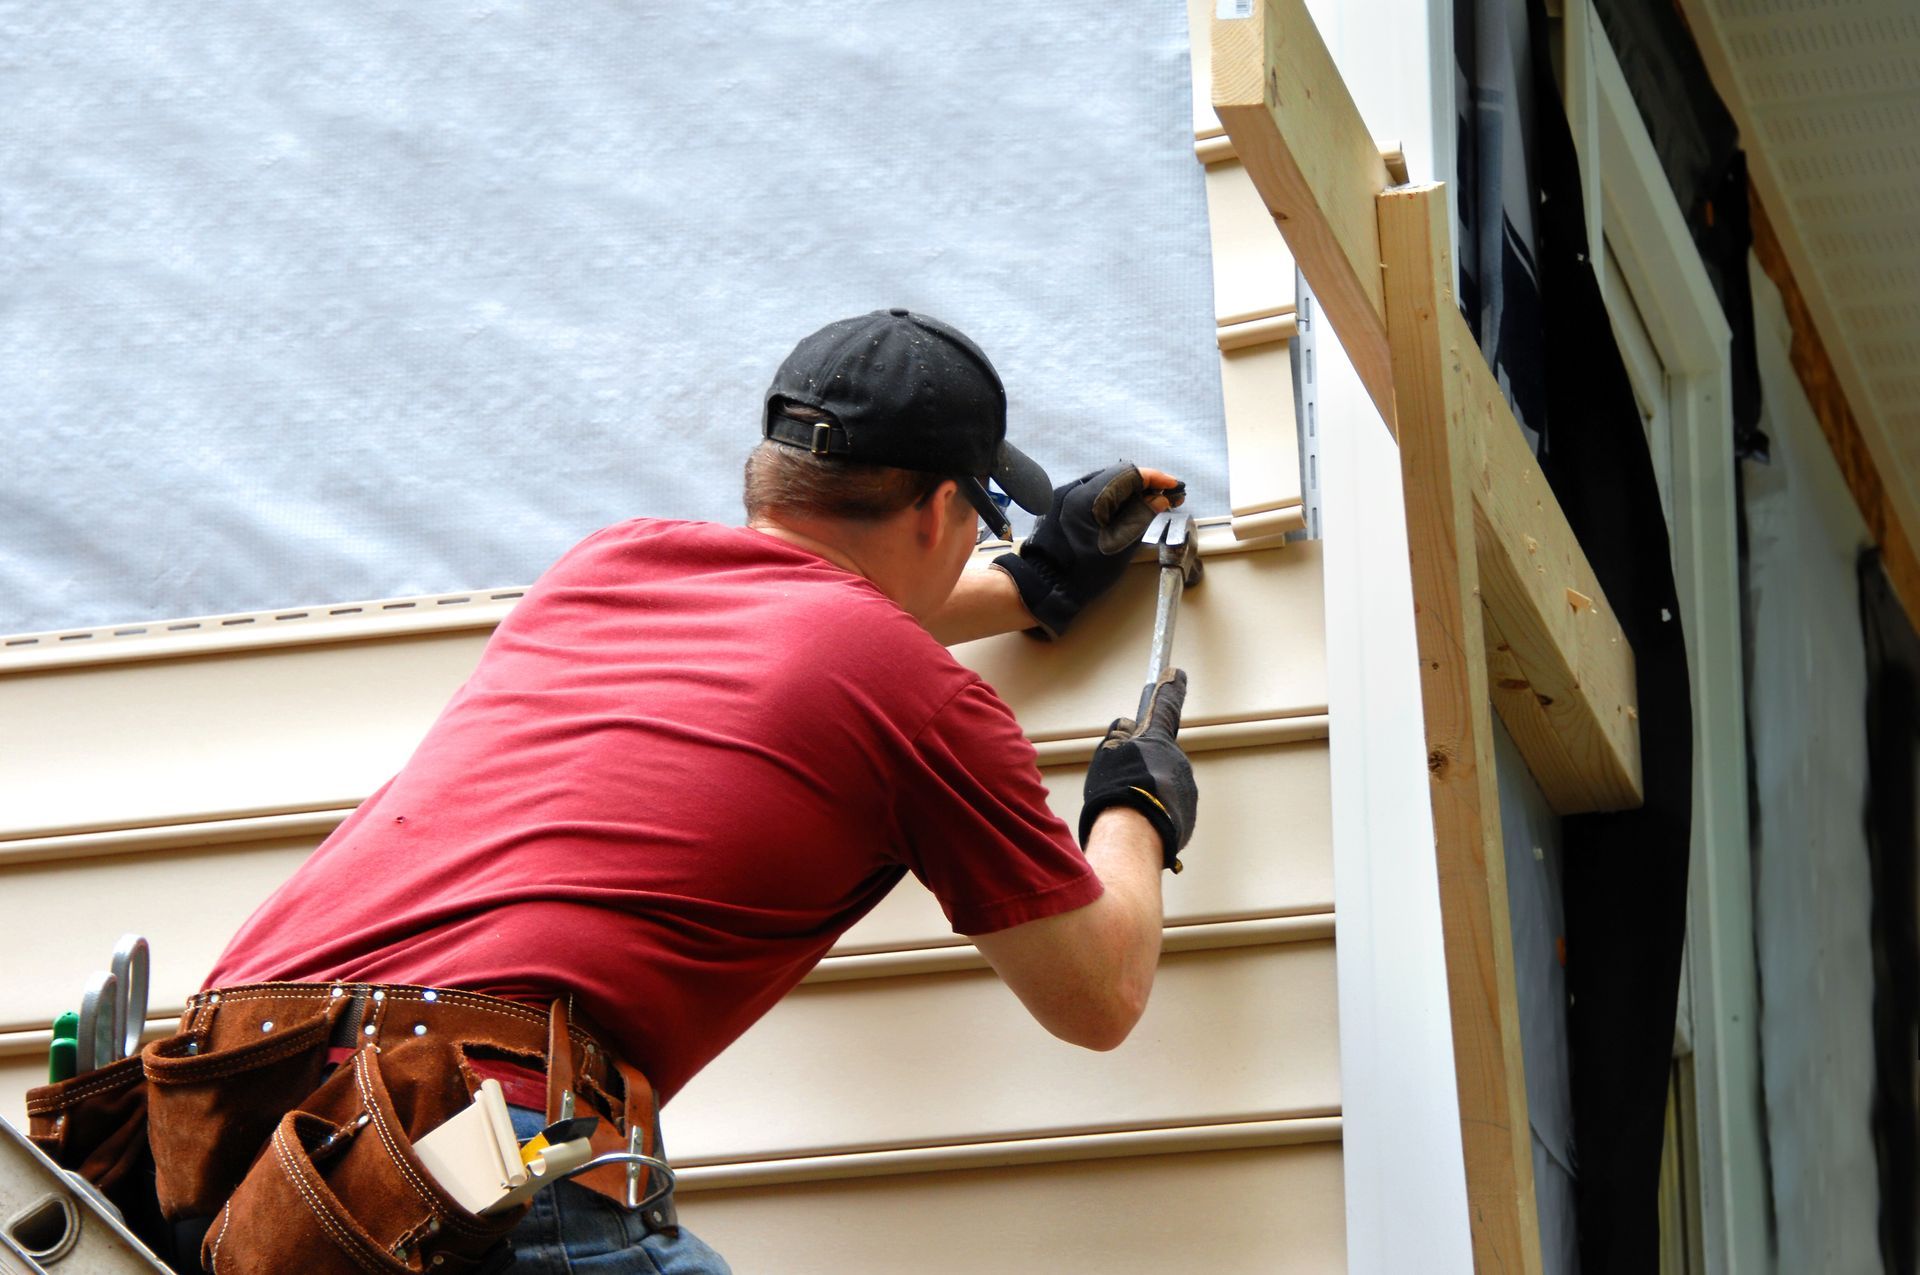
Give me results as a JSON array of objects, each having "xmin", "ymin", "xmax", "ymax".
[{"xmin": 28, "ymin": 981, "xmax": 672, "ymax": 1275}]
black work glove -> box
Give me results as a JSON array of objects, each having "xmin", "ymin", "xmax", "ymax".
[
  {"xmin": 993, "ymin": 462, "xmax": 1176, "ymax": 638},
  {"xmin": 1078, "ymin": 669, "xmax": 1198, "ymax": 872}
]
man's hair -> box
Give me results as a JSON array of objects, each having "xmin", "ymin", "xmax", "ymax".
[{"xmin": 744, "ymin": 404, "xmax": 948, "ymax": 522}]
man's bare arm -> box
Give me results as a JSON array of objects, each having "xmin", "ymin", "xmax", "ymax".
[
  {"xmin": 926, "ymin": 562, "xmax": 1037, "ymax": 647},
  {"xmin": 967, "ymin": 807, "xmax": 1164, "ymax": 1050}
]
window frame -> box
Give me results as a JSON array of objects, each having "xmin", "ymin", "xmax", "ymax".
[{"xmin": 1560, "ymin": 4, "xmax": 1765, "ymax": 1271}]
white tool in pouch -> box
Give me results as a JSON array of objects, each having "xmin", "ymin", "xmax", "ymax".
[{"xmin": 413, "ymin": 1080, "xmax": 596, "ymax": 1216}]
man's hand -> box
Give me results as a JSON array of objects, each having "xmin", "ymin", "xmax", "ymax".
[
  {"xmin": 1078, "ymin": 669, "xmax": 1198, "ymax": 871},
  {"xmin": 992, "ymin": 462, "xmax": 1183, "ymax": 638}
]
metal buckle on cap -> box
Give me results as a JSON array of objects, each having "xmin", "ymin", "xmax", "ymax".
[{"xmin": 810, "ymin": 422, "xmax": 832, "ymax": 455}]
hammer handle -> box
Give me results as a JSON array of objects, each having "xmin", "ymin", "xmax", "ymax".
[{"xmin": 1138, "ymin": 566, "xmax": 1185, "ymax": 722}]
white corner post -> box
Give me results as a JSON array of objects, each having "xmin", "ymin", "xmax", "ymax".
[{"xmin": 1304, "ymin": 0, "xmax": 1476, "ymax": 1269}]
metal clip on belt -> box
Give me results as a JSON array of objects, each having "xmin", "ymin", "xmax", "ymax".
[{"xmin": 560, "ymin": 1127, "xmax": 676, "ymax": 1212}]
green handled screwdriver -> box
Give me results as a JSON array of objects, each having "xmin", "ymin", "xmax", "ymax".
[{"xmin": 48, "ymin": 1011, "xmax": 79, "ymax": 1083}]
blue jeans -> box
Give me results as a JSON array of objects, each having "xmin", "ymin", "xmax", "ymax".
[{"xmin": 505, "ymin": 1106, "xmax": 731, "ymax": 1274}]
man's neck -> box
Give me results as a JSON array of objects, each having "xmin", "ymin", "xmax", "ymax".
[{"xmin": 746, "ymin": 518, "xmax": 872, "ymax": 582}]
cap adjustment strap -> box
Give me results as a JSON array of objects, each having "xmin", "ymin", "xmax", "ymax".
[{"xmin": 764, "ymin": 413, "xmax": 853, "ymax": 458}]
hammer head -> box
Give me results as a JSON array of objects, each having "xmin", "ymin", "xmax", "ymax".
[{"xmin": 1144, "ymin": 510, "xmax": 1203, "ymax": 586}]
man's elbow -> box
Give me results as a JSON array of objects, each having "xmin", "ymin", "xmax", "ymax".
[{"xmin": 1048, "ymin": 980, "xmax": 1151, "ymax": 1052}]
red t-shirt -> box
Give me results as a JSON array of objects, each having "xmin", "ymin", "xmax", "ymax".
[{"xmin": 208, "ymin": 519, "xmax": 1100, "ymax": 1101}]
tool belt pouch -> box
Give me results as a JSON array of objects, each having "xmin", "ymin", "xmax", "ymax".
[
  {"xmin": 207, "ymin": 1045, "xmax": 524, "ymax": 1275},
  {"xmin": 25, "ymin": 1053, "xmax": 150, "ymax": 1198},
  {"xmin": 143, "ymin": 998, "xmax": 341, "ymax": 1218}
]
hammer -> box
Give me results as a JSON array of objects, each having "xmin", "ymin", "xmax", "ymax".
[{"xmin": 1135, "ymin": 509, "xmax": 1203, "ymax": 724}]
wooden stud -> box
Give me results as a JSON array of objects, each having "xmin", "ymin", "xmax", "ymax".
[
  {"xmin": 1379, "ymin": 180, "xmax": 1546, "ymax": 1275},
  {"xmin": 1213, "ymin": 0, "xmax": 1396, "ymax": 425},
  {"xmin": 1449, "ymin": 299, "xmax": 1643, "ymax": 812}
]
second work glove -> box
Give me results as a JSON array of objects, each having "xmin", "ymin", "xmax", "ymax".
[
  {"xmin": 993, "ymin": 462, "xmax": 1172, "ymax": 638},
  {"xmin": 1079, "ymin": 669, "xmax": 1198, "ymax": 872}
]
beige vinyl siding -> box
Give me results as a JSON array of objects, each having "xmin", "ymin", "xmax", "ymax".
[
  {"xmin": 686, "ymin": 1142, "xmax": 1347, "ymax": 1274},
  {"xmin": 673, "ymin": 941, "xmax": 1339, "ymax": 1164},
  {"xmin": 1206, "ymin": 153, "xmax": 1302, "ymax": 327},
  {"xmin": 0, "ymin": 530, "xmax": 1343, "ymax": 1271},
  {"xmin": 0, "ymin": 729, "xmax": 1331, "ymax": 1038}
]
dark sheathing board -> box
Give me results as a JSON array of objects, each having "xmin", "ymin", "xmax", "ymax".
[
  {"xmin": 1588, "ymin": 0, "xmax": 1765, "ymax": 459},
  {"xmin": 1456, "ymin": 1, "xmax": 1698, "ymax": 1268},
  {"xmin": 1528, "ymin": 82, "xmax": 1696, "ymax": 1275},
  {"xmin": 1453, "ymin": 0, "xmax": 1547, "ymax": 447},
  {"xmin": 1860, "ymin": 550, "xmax": 1920, "ymax": 1273}
]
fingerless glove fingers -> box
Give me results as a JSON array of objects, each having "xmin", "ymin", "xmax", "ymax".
[{"xmin": 999, "ymin": 462, "xmax": 1154, "ymax": 637}]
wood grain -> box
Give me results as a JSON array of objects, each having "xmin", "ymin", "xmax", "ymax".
[
  {"xmin": 1452, "ymin": 302, "xmax": 1643, "ymax": 812},
  {"xmin": 1380, "ymin": 182, "xmax": 1545, "ymax": 1275}
]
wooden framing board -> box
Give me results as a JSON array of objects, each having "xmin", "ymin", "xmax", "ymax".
[
  {"xmin": 1380, "ymin": 181, "xmax": 1545, "ymax": 1275},
  {"xmin": 1448, "ymin": 301, "xmax": 1642, "ymax": 812},
  {"xmin": 1212, "ymin": 0, "xmax": 1639, "ymax": 816}
]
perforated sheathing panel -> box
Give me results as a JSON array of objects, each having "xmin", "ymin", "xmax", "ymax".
[{"xmin": 0, "ymin": 1, "xmax": 1227, "ymax": 636}]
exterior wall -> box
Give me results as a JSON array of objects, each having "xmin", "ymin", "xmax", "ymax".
[
  {"xmin": 688, "ymin": 1142, "xmax": 1347, "ymax": 1275},
  {"xmin": 0, "ymin": 529, "xmax": 1344, "ymax": 1271},
  {"xmin": 1742, "ymin": 257, "xmax": 1880, "ymax": 1275},
  {"xmin": 0, "ymin": 2, "xmax": 1530, "ymax": 1266},
  {"xmin": 1493, "ymin": 722, "xmax": 1579, "ymax": 1275}
]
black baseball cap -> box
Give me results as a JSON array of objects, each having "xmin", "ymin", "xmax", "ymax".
[{"xmin": 762, "ymin": 308, "xmax": 1052, "ymax": 539}]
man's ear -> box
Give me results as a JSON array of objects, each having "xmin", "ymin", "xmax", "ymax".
[{"xmin": 915, "ymin": 480, "xmax": 963, "ymax": 548}]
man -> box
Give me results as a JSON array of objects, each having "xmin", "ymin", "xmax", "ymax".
[{"xmin": 194, "ymin": 308, "xmax": 1199, "ymax": 1273}]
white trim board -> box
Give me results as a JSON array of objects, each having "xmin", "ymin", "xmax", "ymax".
[{"xmin": 1291, "ymin": 0, "xmax": 1476, "ymax": 1268}]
